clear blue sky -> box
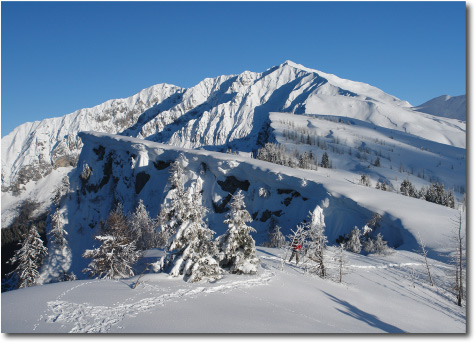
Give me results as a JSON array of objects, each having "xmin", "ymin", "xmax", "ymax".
[{"xmin": 1, "ymin": 1, "xmax": 466, "ymax": 136}]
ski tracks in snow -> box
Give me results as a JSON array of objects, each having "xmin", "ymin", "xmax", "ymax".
[{"xmin": 45, "ymin": 269, "xmax": 274, "ymax": 333}]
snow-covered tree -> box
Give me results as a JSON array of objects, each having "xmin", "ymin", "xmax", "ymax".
[
  {"xmin": 83, "ymin": 205, "xmax": 140, "ymax": 279},
  {"xmin": 50, "ymin": 208, "xmax": 68, "ymax": 248},
  {"xmin": 359, "ymin": 174, "xmax": 371, "ymax": 187},
  {"xmin": 217, "ymin": 190, "xmax": 259, "ymax": 274},
  {"xmin": 128, "ymin": 199, "xmax": 157, "ymax": 250},
  {"xmin": 305, "ymin": 206, "xmax": 328, "ymax": 278},
  {"xmin": 158, "ymin": 153, "xmax": 189, "ymax": 246},
  {"xmin": 267, "ymin": 217, "xmax": 286, "ymax": 248},
  {"xmin": 346, "ymin": 226, "xmax": 362, "ymax": 253},
  {"xmin": 400, "ymin": 179, "xmax": 417, "ymax": 197},
  {"xmin": 8, "ymin": 225, "xmax": 48, "ymax": 288},
  {"xmin": 167, "ymin": 181, "xmax": 222, "ymax": 282},
  {"xmin": 363, "ymin": 238, "xmax": 375, "ymax": 253},
  {"xmin": 373, "ymin": 233, "xmax": 389, "ymax": 255}
]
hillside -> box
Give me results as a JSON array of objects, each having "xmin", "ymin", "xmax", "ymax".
[
  {"xmin": 1, "ymin": 61, "xmax": 466, "ymax": 334},
  {"xmin": 34, "ymin": 131, "xmax": 462, "ymax": 283},
  {"xmin": 1, "ymin": 61, "xmax": 466, "ymax": 228},
  {"xmin": 1, "ymin": 247, "xmax": 466, "ymax": 333},
  {"xmin": 413, "ymin": 95, "xmax": 466, "ymax": 122}
]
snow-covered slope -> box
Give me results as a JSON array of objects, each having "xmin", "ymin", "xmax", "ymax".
[
  {"xmin": 269, "ymin": 112, "xmax": 466, "ymax": 194},
  {"xmin": 1, "ymin": 83, "xmax": 183, "ymax": 189},
  {"xmin": 2, "ymin": 61, "xmax": 465, "ymax": 194},
  {"xmin": 413, "ymin": 95, "xmax": 466, "ymax": 122},
  {"xmin": 37, "ymin": 131, "xmax": 462, "ymax": 284},
  {"xmin": 2, "ymin": 247, "xmax": 465, "ymax": 333}
]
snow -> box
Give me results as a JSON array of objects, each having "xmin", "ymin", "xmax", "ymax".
[
  {"xmin": 1, "ymin": 60, "xmax": 465, "ymax": 195},
  {"xmin": 413, "ymin": 94, "xmax": 466, "ymax": 122},
  {"xmin": 1, "ymin": 166, "xmax": 73, "ymax": 227},
  {"xmin": 1, "ymin": 247, "xmax": 465, "ymax": 333},
  {"xmin": 26, "ymin": 130, "xmax": 462, "ymax": 285},
  {"xmin": 1, "ymin": 60, "xmax": 466, "ymax": 334}
]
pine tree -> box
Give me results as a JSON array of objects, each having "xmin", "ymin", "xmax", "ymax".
[
  {"xmin": 346, "ymin": 226, "xmax": 362, "ymax": 253},
  {"xmin": 321, "ymin": 152, "xmax": 329, "ymax": 168},
  {"xmin": 8, "ymin": 225, "xmax": 48, "ymax": 288},
  {"xmin": 305, "ymin": 206, "xmax": 328, "ymax": 278},
  {"xmin": 359, "ymin": 174, "xmax": 371, "ymax": 187},
  {"xmin": 159, "ymin": 153, "xmax": 189, "ymax": 246},
  {"xmin": 167, "ymin": 181, "xmax": 222, "ymax": 282},
  {"xmin": 83, "ymin": 205, "xmax": 140, "ymax": 279},
  {"xmin": 268, "ymin": 224, "xmax": 286, "ymax": 248},
  {"xmin": 50, "ymin": 208, "xmax": 68, "ymax": 248},
  {"xmin": 217, "ymin": 190, "xmax": 259, "ymax": 274},
  {"xmin": 373, "ymin": 233, "xmax": 388, "ymax": 254},
  {"xmin": 128, "ymin": 199, "xmax": 157, "ymax": 250},
  {"xmin": 363, "ymin": 238, "xmax": 375, "ymax": 253}
]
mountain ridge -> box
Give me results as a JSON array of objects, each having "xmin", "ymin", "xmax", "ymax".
[
  {"xmin": 413, "ymin": 94, "xmax": 466, "ymax": 121},
  {"xmin": 1, "ymin": 61, "xmax": 466, "ymax": 226}
]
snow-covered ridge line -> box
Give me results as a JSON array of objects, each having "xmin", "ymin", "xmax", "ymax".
[
  {"xmin": 279, "ymin": 60, "xmax": 413, "ymax": 108},
  {"xmin": 413, "ymin": 94, "xmax": 466, "ymax": 122},
  {"xmin": 77, "ymin": 131, "xmax": 459, "ymax": 256},
  {"xmin": 2, "ymin": 61, "xmax": 466, "ymax": 232}
]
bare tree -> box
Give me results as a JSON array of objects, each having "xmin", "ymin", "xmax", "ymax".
[
  {"xmin": 416, "ymin": 232, "xmax": 434, "ymax": 287},
  {"xmin": 451, "ymin": 211, "xmax": 465, "ymax": 307},
  {"xmin": 335, "ymin": 243, "xmax": 348, "ymax": 283}
]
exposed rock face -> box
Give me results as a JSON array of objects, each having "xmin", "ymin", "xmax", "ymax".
[{"xmin": 3, "ymin": 61, "xmax": 464, "ymax": 194}]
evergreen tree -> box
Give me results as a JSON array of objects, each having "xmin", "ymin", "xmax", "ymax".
[
  {"xmin": 321, "ymin": 152, "xmax": 330, "ymax": 168},
  {"xmin": 8, "ymin": 225, "xmax": 48, "ymax": 288},
  {"xmin": 363, "ymin": 238, "xmax": 375, "ymax": 253},
  {"xmin": 346, "ymin": 226, "xmax": 362, "ymax": 253},
  {"xmin": 359, "ymin": 173, "xmax": 371, "ymax": 187},
  {"xmin": 168, "ymin": 181, "xmax": 222, "ymax": 282},
  {"xmin": 373, "ymin": 233, "xmax": 388, "ymax": 255},
  {"xmin": 400, "ymin": 179, "xmax": 417, "ymax": 198},
  {"xmin": 268, "ymin": 221, "xmax": 286, "ymax": 248},
  {"xmin": 50, "ymin": 208, "xmax": 68, "ymax": 248},
  {"xmin": 305, "ymin": 206, "xmax": 328, "ymax": 278},
  {"xmin": 159, "ymin": 153, "xmax": 188, "ymax": 246},
  {"xmin": 217, "ymin": 190, "xmax": 259, "ymax": 274},
  {"xmin": 83, "ymin": 205, "xmax": 140, "ymax": 279},
  {"xmin": 128, "ymin": 199, "xmax": 157, "ymax": 250}
]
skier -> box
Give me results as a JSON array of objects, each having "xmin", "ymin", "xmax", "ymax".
[{"xmin": 289, "ymin": 237, "xmax": 302, "ymax": 264}]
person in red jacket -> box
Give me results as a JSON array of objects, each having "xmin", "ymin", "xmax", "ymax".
[{"xmin": 289, "ymin": 237, "xmax": 302, "ymax": 264}]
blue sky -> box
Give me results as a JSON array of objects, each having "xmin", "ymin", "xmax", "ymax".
[{"xmin": 1, "ymin": 1, "xmax": 466, "ymax": 136}]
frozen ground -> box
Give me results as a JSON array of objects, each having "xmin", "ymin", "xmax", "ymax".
[{"xmin": 1, "ymin": 247, "xmax": 465, "ymax": 333}]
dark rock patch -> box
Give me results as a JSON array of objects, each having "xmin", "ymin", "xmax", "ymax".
[
  {"xmin": 217, "ymin": 176, "xmax": 250, "ymax": 194},
  {"xmin": 135, "ymin": 172, "xmax": 151, "ymax": 194},
  {"xmin": 153, "ymin": 160, "xmax": 172, "ymax": 170}
]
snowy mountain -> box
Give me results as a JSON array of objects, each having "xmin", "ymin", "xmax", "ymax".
[
  {"xmin": 1, "ymin": 131, "xmax": 466, "ymax": 332},
  {"xmin": 1, "ymin": 60, "xmax": 467, "ymax": 332},
  {"xmin": 1, "ymin": 61, "xmax": 466, "ymax": 227},
  {"xmin": 36, "ymin": 131, "xmax": 462, "ymax": 283},
  {"xmin": 413, "ymin": 94, "xmax": 466, "ymax": 121}
]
